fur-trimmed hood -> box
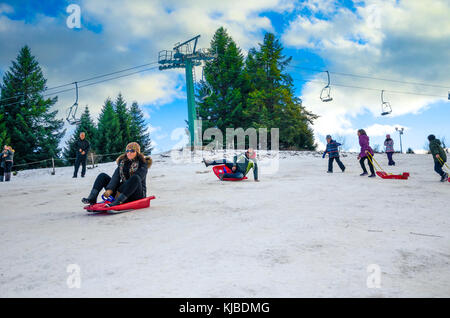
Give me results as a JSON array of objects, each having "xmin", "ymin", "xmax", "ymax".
[{"xmin": 116, "ymin": 153, "xmax": 152, "ymax": 168}]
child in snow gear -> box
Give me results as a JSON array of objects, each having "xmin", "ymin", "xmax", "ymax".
[
  {"xmin": 357, "ymin": 129, "xmax": 376, "ymax": 178},
  {"xmin": 428, "ymin": 134, "xmax": 448, "ymax": 182},
  {"xmin": 0, "ymin": 145, "xmax": 14, "ymax": 182},
  {"xmin": 73, "ymin": 132, "xmax": 90, "ymax": 178},
  {"xmin": 323, "ymin": 135, "xmax": 345, "ymax": 173},
  {"xmin": 82, "ymin": 142, "xmax": 153, "ymax": 206},
  {"xmin": 384, "ymin": 134, "xmax": 395, "ymax": 166},
  {"xmin": 203, "ymin": 148, "xmax": 259, "ymax": 181}
]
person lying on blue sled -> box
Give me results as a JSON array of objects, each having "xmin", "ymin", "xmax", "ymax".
[{"xmin": 203, "ymin": 148, "xmax": 259, "ymax": 182}]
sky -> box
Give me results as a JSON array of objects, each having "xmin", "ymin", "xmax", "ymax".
[{"xmin": 0, "ymin": 0, "xmax": 449, "ymax": 154}]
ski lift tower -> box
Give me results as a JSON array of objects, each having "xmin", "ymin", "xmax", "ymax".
[
  {"xmin": 158, "ymin": 35, "xmax": 216, "ymax": 147},
  {"xmin": 396, "ymin": 127, "xmax": 404, "ymax": 153}
]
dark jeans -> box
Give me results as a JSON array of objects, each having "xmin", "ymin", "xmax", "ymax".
[
  {"xmin": 74, "ymin": 155, "xmax": 87, "ymax": 177},
  {"xmin": 91, "ymin": 173, "xmax": 144, "ymax": 203},
  {"xmin": 328, "ymin": 157, "xmax": 345, "ymax": 172},
  {"xmin": 209, "ymin": 159, "xmax": 244, "ymax": 179},
  {"xmin": 360, "ymin": 156, "xmax": 375, "ymax": 174},
  {"xmin": 434, "ymin": 161, "xmax": 445, "ymax": 177},
  {"xmin": 0, "ymin": 161, "xmax": 13, "ymax": 181},
  {"xmin": 386, "ymin": 152, "xmax": 395, "ymax": 166}
]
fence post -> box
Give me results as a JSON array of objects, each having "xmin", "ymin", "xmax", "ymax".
[{"xmin": 51, "ymin": 158, "xmax": 55, "ymax": 175}]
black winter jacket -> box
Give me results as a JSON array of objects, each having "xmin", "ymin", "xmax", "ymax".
[
  {"xmin": 76, "ymin": 138, "xmax": 90, "ymax": 157},
  {"xmin": 106, "ymin": 156, "xmax": 152, "ymax": 197}
]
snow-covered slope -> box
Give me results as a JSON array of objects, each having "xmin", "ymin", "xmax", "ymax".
[{"xmin": 0, "ymin": 151, "xmax": 449, "ymax": 297}]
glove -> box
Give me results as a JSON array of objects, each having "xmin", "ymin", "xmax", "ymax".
[
  {"xmin": 322, "ymin": 153, "xmax": 326, "ymax": 159},
  {"xmin": 103, "ymin": 189, "xmax": 113, "ymax": 198}
]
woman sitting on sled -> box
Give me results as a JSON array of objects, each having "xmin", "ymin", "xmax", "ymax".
[{"xmin": 82, "ymin": 142, "xmax": 152, "ymax": 207}]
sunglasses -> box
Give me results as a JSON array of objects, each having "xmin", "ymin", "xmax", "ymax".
[{"xmin": 126, "ymin": 149, "xmax": 136, "ymax": 153}]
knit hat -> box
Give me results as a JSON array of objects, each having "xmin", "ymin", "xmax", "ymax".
[
  {"xmin": 126, "ymin": 142, "xmax": 141, "ymax": 153},
  {"xmin": 428, "ymin": 134, "xmax": 436, "ymax": 141},
  {"xmin": 326, "ymin": 135, "xmax": 332, "ymax": 139},
  {"xmin": 386, "ymin": 134, "xmax": 391, "ymax": 138}
]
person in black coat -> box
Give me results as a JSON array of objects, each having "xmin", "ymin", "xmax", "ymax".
[
  {"xmin": 1, "ymin": 145, "xmax": 14, "ymax": 182},
  {"xmin": 82, "ymin": 142, "xmax": 152, "ymax": 207},
  {"xmin": 73, "ymin": 132, "xmax": 90, "ymax": 178}
]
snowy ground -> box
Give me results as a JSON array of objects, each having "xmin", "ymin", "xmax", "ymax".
[{"xmin": 1, "ymin": 151, "xmax": 449, "ymax": 297}]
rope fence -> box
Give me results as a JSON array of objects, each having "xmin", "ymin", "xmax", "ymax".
[{"xmin": 10, "ymin": 151, "xmax": 126, "ymax": 175}]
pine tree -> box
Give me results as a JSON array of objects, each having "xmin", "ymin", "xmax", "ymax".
[
  {"xmin": 0, "ymin": 46, "xmax": 65, "ymax": 165},
  {"xmin": 129, "ymin": 101, "xmax": 153, "ymax": 154},
  {"xmin": 0, "ymin": 113, "xmax": 8, "ymax": 147},
  {"xmin": 114, "ymin": 93, "xmax": 131, "ymax": 150},
  {"xmin": 197, "ymin": 27, "xmax": 246, "ymax": 146},
  {"xmin": 243, "ymin": 33, "xmax": 317, "ymax": 150},
  {"xmin": 96, "ymin": 98, "xmax": 122, "ymax": 162},
  {"xmin": 63, "ymin": 106, "xmax": 97, "ymax": 164}
]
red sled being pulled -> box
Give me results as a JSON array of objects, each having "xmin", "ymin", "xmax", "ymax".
[
  {"xmin": 376, "ymin": 171, "xmax": 410, "ymax": 180},
  {"xmin": 212, "ymin": 165, "xmax": 248, "ymax": 181},
  {"xmin": 367, "ymin": 153, "xmax": 410, "ymax": 180},
  {"xmin": 84, "ymin": 196, "xmax": 156, "ymax": 214}
]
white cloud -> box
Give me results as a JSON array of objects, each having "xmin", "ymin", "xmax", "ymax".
[
  {"xmin": 283, "ymin": 0, "xmax": 450, "ymax": 139},
  {"xmin": 364, "ymin": 123, "xmax": 408, "ymax": 137},
  {"xmin": 81, "ymin": 0, "xmax": 295, "ymax": 51},
  {"xmin": 0, "ymin": 3, "xmax": 13, "ymax": 15}
]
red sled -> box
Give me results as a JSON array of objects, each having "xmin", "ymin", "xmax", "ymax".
[
  {"xmin": 212, "ymin": 165, "xmax": 247, "ymax": 181},
  {"xmin": 376, "ymin": 171, "xmax": 410, "ymax": 180},
  {"xmin": 84, "ymin": 196, "xmax": 156, "ymax": 212}
]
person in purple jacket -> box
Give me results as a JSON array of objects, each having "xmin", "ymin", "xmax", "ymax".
[
  {"xmin": 384, "ymin": 134, "xmax": 395, "ymax": 166},
  {"xmin": 357, "ymin": 129, "xmax": 376, "ymax": 178}
]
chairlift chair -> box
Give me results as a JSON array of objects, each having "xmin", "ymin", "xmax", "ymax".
[
  {"xmin": 66, "ymin": 82, "xmax": 81, "ymax": 125},
  {"xmin": 199, "ymin": 66, "xmax": 213, "ymax": 101},
  {"xmin": 320, "ymin": 71, "xmax": 333, "ymax": 102},
  {"xmin": 381, "ymin": 90, "xmax": 392, "ymax": 116}
]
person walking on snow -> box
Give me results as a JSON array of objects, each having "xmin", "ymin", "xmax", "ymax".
[
  {"xmin": 323, "ymin": 135, "xmax": 345, "ymax": 173},
  {"xmin": 0, "ymin": 145, "xmax": 14, "ymax": 182},
  {"xmin": 73, "ymin": 132, "xmax": 90, "ymax": 178},
  {"xmin": 357, "ymin": 129, "xmax": 376, "ymax": 178},
  {"xmin": 81, "ymin": 142, "xmax": 152, "ymax": 207},
  {"xmin": 384, "ymin": 134, "xmax": 396, "ymax": 166},
  {"xmin": 203, "ymin": 148, "xmax": 259, "ymax": 181},
  {"xmin": 428, "ymin": 134, "xmax": 448, "ymax": 182}
]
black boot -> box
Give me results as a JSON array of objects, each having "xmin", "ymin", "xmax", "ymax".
[
  {"xmin": 106, "ymin": 193, "xmax": 128, "ymax": 207},
  {"xmin": 81, "ymin": 188, "xmax": 100, "ymax": 205},
  {"xmin": 441, "ymin": 173, "xmax": 448, "ymax": 182},
  {"xmin": 4, "ymin": 172, "xmax": 11, "ymax": 182},
  {"xmin": 202, "ymin": 158, "xmax": 211, "ymax": 167},
  {"xmin": 0, "ymin": 174, "xmax": 3, "ymax": 182}
]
